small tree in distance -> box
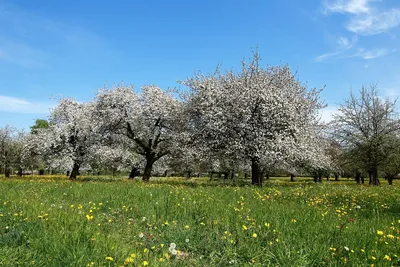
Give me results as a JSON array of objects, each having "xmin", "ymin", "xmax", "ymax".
[{"xmin": 332, "ymin": 85, "xmax": 400, "ymax": 185}]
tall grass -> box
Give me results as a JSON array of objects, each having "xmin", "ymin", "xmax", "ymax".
[{"xmin": 0, "ymin": 176, "xmax": 399, "ymax": 266}]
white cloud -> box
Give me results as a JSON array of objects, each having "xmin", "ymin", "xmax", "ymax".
[
  {"xmin": 347, "ymin": 9, "xmax": 400, "ymax": 35},
  {"xmin": 355, "ymin": 48, "xmax": 390, "ymax": 59},
  {"xmin": 325, "ymin": 0, "xmax": 371, "ymax": 14},
  {"xmin": 324, "ymin": 0, "xmax": 400, "ymax": 35},
  {"xmin": 0, "ymin": 95, "xmax": 53, "ymax": 114},
  {"xmin": 315, "ymin": 50, "xmax": 343, "ymax": 62},
  {"xmin": 320, "ymin": 105, "xmax": 339, "ymax": 123},
  {"xmin": 315, "ymin": 35, "xmax": 357, "ymax": 62}
]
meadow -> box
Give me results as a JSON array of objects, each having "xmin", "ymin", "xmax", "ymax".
[{"xmin": 0, "ymin": 176, "xmax": 399, "ymax": 266}]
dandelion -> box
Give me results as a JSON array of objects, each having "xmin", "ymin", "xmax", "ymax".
[
  {"xmin": 105, "ymin": 256, "xmax": 114, "ymax": 261},
  {"xmin": 86, "ymin": 215, "xmax": 94, "ymax": 221},
  {"xmin": 344, "ymin": 246, "xmax": 349, "ymax": 251},
  {"xmin": 377, "ymin": 230, "xmax": 384, "ymax": 235},
  {"xmin": 252, "ymin": 233, "xmax": 257, "ymax": 238},
  {"xmin": 242, "ymin": 225, "xmax": 248, "ymax": 230},
  {"xmin": 330, "ymin": 247, "xmax": 337, "ymax": 252},
  {"xmin": 264, "ymin": 223, "xmax": 270, "ymax": 228},
  {"xmin": 184, "ymin": 225, "xmax": 190, "ymax": 229},
  {"xmin": 159, "ymin": 258, "xmax": 164, "ymax": 262},
  {"xmin": 185, "ymin": 238, "xmax": 189, "ymax": 243},
  {"xmin": 124, "ymin": 256, "xmax": 134, "ymax": 264},
  {"xmin": 142, "ymin": 261, "xmax": 149, "ymax": 266},
  {"xmin": 138, "ymin": 233, "xmax": 144, "ymax": 238},
  {"xmin": 143, "ymin": 248, "xmax": 149, "ymax": 253},
  {"xmin": 384, "ymin": 255, "xmax": 391, "ymax": 261},
  {"xmin": 291, "ymin": 218, "xmax": 297, "ymax": 223},
  {"xmin": 169, "ymin": 243, "xmax": 176, "ymax": 249},
  {"xmin": 171, "ymin": 249, "xmax": 177, "ymax": 255},
  {"xmin": 164, "ymin": 221, "xmax": 169, "ymax": 226},
  {"xmin": 371, "ymin": 256, "xmax": 376, "ymax": 260}
]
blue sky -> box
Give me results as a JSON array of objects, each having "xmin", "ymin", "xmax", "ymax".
[{"xmin": 1, "ymin": 0, "xmax": 400, "ymax": 130}]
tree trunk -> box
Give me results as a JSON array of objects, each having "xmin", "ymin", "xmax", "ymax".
[
  {"xmin": 164, "ymin": 170, "xmax": 168, "ymax": 177},
  {"xmin": 17, "ymin": 168, "xmax": 23, "ymax": 177},
  {"xmin": 313, "ymin": 175, "xmax": 318, "ymax": 183},
  {"xmin": 5, "ymin": 168, "xmax": 11, "ymax": 178},
  {"xmin": 371, "ymin": 167, "xmax": 379, "ymax": 186},
  {"xmin": 210, "ymin": 171, "xmax": 214, "ymax": 181},
  {"xmin": 388, "ymin": 176, "xmax": 393, "ymax": 185},
  {"xmin": 66, "ymin": 170, "xmax": 70, "ymax": 177},
  {"xmin": 290, "ymin": 174, "xmax": 294, "ymax": 182},
  {"xmin": 186, "ymin": 170, "xmax": 192, "ymax": 180},
  {"xmin": 129, "ymin": 167, "xmax": 138, "ymax": 179},
  {"xmin": 334, "ymin": 173, "xmax": 339, "ymax": 181},
  {"xmin": 224, "ymin": 171, "xmax": 229, "ymax": 180},
  {"xmin": 69, "ymin": 162, "xmax": 80, "ymax": 180},
  {"xmin": 39, "ymin": 169, "xmax": 44, "ymax": 175},
  {"xmin": 355, "ymin": 171, "xmax": 361, "ymax": 184},
  {"xmin": 318, "ymin": 174, "xmax": 322, "ymax": 183},
  {"xmin": 231, "ymin": 170, "xmax": 235, "ymax": 180},
  {"xmin": 245, "ymin": 173, "xmax": 248, "ymax": 179},
  {"xmin": 266, "ymin": 173, "xmax": 270, "ymax": 180},
  {"xmin": 142, "ymin": 157, "xmax": 154, "ymax": 182},
  {"xmin": 251, "ymin": 158, "xmax": 262, "ymax": 186}
]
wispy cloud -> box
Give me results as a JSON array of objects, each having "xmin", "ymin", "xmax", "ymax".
[
  {"xmin": 314, "ymin": 36, "xmax": 357, "ymax": 62},
  {"xmin": 347, "ymin": 9, "xmax": 400, "ymax": 35},
  {"xmin": 354, "ymin": 48, "xmax": 392, "ymax": 59},
  {"xmin": 0, "ymin": 95, "xmax": 54, "ymax": 114},
  {"xmin": 324, "ymin": 0, "xmax": 371, "ymax": 14},
  {"xmin": 317, "ymin": 1, "xmax": 400, "ymax": 62},
  {"xmin": 324, "ymin": 0, "xmax": 400, "ymax": 35}
]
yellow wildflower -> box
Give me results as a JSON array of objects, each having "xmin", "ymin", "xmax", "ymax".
[
  {"xmin": 124, "ymin": 257, "xmax": 134, "ymax": 264},
  {"xmin": 377, "ymin": 230, "xmax": 384, "ymax": 235},
  {"xmin": 252, "ymin": 233, "xmax": 257, "ymax": 238},
  {"xmin": 105, "ymin": 256, "xmax": 114, "ymax": 261}
]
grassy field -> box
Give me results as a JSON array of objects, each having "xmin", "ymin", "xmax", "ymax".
[{"xmin": 0, "ymin": 176, "xmax": 399, "ymax": 266}]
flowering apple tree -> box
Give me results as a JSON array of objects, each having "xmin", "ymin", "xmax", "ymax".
[
  {"xmin": 95, "ymin": 85, "xmax": 183, "ymax": 181},
  {"xmin": 182, "ymin": 52, "xmax": 328, "ymax": 185}
]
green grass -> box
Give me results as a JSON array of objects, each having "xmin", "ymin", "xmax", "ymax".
[{"xmin": 0, "ymin": 176, "xmax": 399, "ymax": 266}]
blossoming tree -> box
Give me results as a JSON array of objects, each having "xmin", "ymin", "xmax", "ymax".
[
  {"xmin": 95, "ymin": 85, "xmax": 183, "ymax": 181},
  {"xmin": 183, "ymin": 52, "xmax": 328, "ymax": 185},
  {"xmin": 37, "ymin": 98, "xmax": 99, "ymax": 180}
]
